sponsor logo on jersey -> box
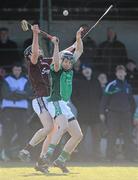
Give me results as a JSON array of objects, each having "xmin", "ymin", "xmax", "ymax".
[{"xmin": 41, "ymin": 67, "xmax": 50, "ymax": 75}]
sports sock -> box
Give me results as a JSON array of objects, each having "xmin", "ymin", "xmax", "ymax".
[
  {"xmin": 57, "ymin": 150, "xmax": 70, "ymax": 163},
  {"xmin": 37, "ymin": 157, "xmax": 44, "ymax": 165},
  {"xmin": 24, "ymin": 143, "xmax": 33, "ymax": 152},
  {"xmin": 46, "ymin": 144, "xmax": 56, "ymax": 157}
]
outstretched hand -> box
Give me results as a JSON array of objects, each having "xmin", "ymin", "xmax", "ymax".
[
  {"xmin": 51, "ymin": 36, "xmax": 59, "ymax": 44},
  {"xmin": 76, "ymin": 27, "xmax": 84, "ymax": 39}
]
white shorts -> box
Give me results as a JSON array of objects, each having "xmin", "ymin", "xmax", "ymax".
[
  {"xmin": 32, "ymin": 97, "xmax": 49, "ymax": 116},
  {"xmin": 47, "ymin": 100, "xmax": 75, "ymax": 120}
]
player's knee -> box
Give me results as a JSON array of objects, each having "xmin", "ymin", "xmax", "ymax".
[
  {"xmin": 48, "ymin": 122, "xmax": 54, "ymax": 131},
  {"xmin": 43, "ymin": 123, "xmax": 53, "ymax": 134},
  {"xmin": 38, "ymin": 128, "xmax": 47, "ymax": 139}
]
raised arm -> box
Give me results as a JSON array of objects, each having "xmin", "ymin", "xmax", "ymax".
[
  {"xmin": 31, "ymin": 25, "xmax": 40, "ymax": 64},
  {"xmin": 51, "ymin": 36, "xmax": 60, "ymax": 72},
  {"xmin": 59, "ymin": 28, "xmax": 83, "ymax": 57},
  {"xmin": 73, "ymin": 27, "xmax": 84, "ymax": 62}
]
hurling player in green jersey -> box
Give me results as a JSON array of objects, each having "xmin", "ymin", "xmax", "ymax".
[{"xmin": 43, "ymin": 28, "xmax": 84, "ymax": 173}]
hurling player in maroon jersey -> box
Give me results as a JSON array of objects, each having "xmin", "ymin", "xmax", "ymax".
[
  {"xmin": 19, "ymin": 25, "xmax": 55, "ymax": 173},
  {"xmin": 19, "ymin": 25, "xmax": 76, "ymax": 173}
]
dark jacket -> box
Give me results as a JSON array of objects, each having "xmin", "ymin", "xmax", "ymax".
[
  {"xmin": 100, "ymin": 79, "xmax": 136, "ymax": 115},
  {"xmin": 0, "ymin": 39, "xmax": 20, "ymax": 67},
  {"xmin": 97, "ymin": 39, "xmax": 128, "ymax": 78},
  {"xmin": 126, "ymin": 69, "xmax": 138, "ymax": 94},
  {"xmin": 72, "ymin": 75, "xmax": 103, "ymax": 125},
  {"xmin": 74, "ymin": 36, "xmax": 97, "ymax": 65}
]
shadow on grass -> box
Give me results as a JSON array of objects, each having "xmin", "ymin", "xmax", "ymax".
[
  {"xmin": 20, "ymin": 172, "xmax": 80, "ymax": 177},
  {"xmin": 0, "ymin": 161, "xmax": 138, "ymax": 168},
  {"xmin": 21, "ymin": 172, "xmax": 68, "ymax": 177}
]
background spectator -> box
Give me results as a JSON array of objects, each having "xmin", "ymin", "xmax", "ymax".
[
  {"xmin": 73, "ymin": 59, "xmax": 82, "ymax": 80},
  {"xmin": 80, "ymin": 36, "xmax": 97, "ymax": 66},
  {"xmin": 100, "ymin": 65, "xmax": 137, "ymax": 161},
  {"xmin": 126, "ymin": 59, "xmax": 138, "ymax": 94},
  {"xmin": 97, "ymin": 73, "xmax": 109, "ymax": 158},
  {"xmin": 133, "ymin": 107, "xmax": 138, "ymax": 153},
  {"xmin": 0, "ymin": 67, "xmax": 6, "ymax": 100},
  {"xmin": 0, "ymin": 27, "xmax": 20, "ymax": 71},
  {"xmin": 72, "ymin": 64, "xmax": 103, "ymax": 160},
  {"xmin": 0, "ymin": 67, "xmax": 6, "ymax": 160},
  {"xmin": 1, "ymin": 63, "xmax": 32, "ymax": 160},
  {"xmin": 97, "ymin": 27, "xmax": 128, "ymax": 79},
  {"xmin": 97, "ymin": 73, "xmax": 108, "ymax": 91}
]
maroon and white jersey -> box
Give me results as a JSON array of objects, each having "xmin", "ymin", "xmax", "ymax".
[{"xmin": 27, "ymin": 56, "xmax": 52, "ymax": 97}]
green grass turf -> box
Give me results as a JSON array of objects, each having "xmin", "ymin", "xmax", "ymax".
[{"xmin": 0, "ymin": 162, "xmax": 138, "ymax": 180}]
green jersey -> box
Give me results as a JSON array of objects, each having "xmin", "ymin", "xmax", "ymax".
[{"xmin": 49, "ymin": 64, "xmax": 73, "ymax": 101}]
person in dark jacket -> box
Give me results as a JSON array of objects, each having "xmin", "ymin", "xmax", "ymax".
[
  {"xmin": 100, "ymin": 65, "xmax": 137, "ymax": 161},
  {"xmin": 0, "ymin": 27, "xmax": 20, "ymax": 70},
  {"xmin": 72, "ymin": 64, "xmax": 103, "ymax": 160},
  {"xmin": 97, "ymin": 27, "xmax": 128, "ymax": 79},
  {"xmin": 79, "ymin": 36, "xmax": 97, "ymax": 65},
  {"xmin": 126, "ymin": 59, "xmax": 138, "ymax": 95}
]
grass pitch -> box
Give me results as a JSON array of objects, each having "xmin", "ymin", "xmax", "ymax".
[{"xmin": 0, "ymin": 161, "xmax": 138, "ymax": 180}]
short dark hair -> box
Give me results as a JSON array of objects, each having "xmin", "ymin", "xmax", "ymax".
[
  {"xmin": 12, "ymin": 62, "xmax": 23, "ymax": 68},
  {"xmin": 127, "ymin": 59, "xmax": 136, "ymax": 65},
  {"xmin": 116, "ymin": 65, "xmax": 126, "ymax": 72},
  {"xmin": 81, "ymin": 63, "xmax": 92, "ymax": 69}
]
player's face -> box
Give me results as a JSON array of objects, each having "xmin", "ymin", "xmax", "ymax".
[
  {"xmin": 62, "ymin": 59, "xmax": 73, "ymax": 70},
  {"xmin": 116, "ymin": 69, "xmax": 126, "ymax": 80}
]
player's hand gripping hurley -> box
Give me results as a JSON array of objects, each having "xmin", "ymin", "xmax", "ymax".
[{"xmin": 21, "ymin": 20, "xmax": 53, "ymax": 40}]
